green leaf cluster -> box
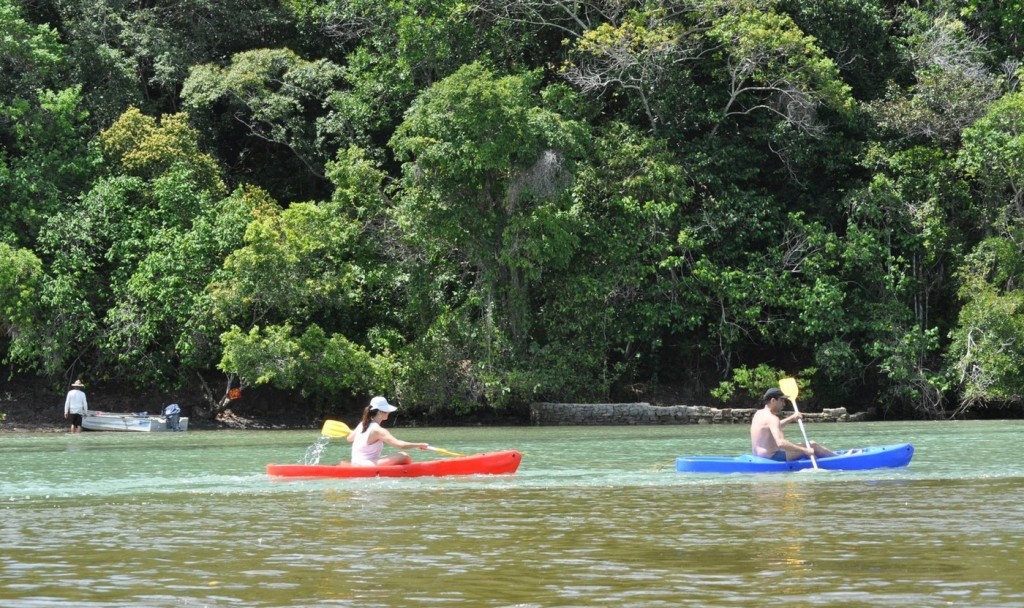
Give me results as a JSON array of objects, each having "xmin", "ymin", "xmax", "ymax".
[{"xmin": 7, "ymin": 0, "xmax": 1024, "ymax": 419}]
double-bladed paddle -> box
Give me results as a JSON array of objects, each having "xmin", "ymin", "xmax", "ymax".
[
  {"xmin": 319, "ymin": 419, "xmax": 466, "ymax": 457},
  {"xmin": 321, "ymin": 419, "xmax": 351, "ymax": 438},
  {"xmin": 779, "ymin": 377, "xmax": 819, "ymax": 470}
]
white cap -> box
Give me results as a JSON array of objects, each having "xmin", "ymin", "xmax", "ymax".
[{"xmin": 370, "ymin": 396, "xmax": 397, "ymax": 412}]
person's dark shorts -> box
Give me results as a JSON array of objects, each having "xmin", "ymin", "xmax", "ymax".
[
  {"xmin": 69, "ymin": 413, "xmax": 83, "ymax": 427},
  {"xmin": 768, "ymin": 450, "xmax": 788, "ymax": 462}
]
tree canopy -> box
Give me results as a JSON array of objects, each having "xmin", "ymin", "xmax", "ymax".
[{"xmin": 4, "ymin": 0, "xmax": 1024, "ymax": 419}]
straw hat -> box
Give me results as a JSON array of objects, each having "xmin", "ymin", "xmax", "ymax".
[{"xmin": 71, "ymin": 379, "xmax": 85, "ymax": 388}]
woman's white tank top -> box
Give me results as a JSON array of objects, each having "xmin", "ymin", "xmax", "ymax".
[{"xmin": 351, "ymin": 421, "xmax": 384, "ymax": 465}]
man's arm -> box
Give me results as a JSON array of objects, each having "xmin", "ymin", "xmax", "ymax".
[
  {"xmin": 769, "ymin": 418, "xmax": 812, "ymax": 455},
  {"xmin": 780, "ymin": 412, "xmax": 801, "ymax": 427}
]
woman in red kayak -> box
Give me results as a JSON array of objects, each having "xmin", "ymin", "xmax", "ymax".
[{"xmin": 346, "ymin": 396, "xmax": 428, "ymax": 466}]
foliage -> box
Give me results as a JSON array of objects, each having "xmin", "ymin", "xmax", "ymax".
[
  {"xmin": 391, "ymin": 64, "xmax": 587, "ymax": 345},
  {"xmin": 1, "ymin": 1, "xmax": 95, "ymax": 244},
  {"xmin": 706, "ymin": 0, "xmax": 855, "ymax": 136},
  {"xmin": 219, "ymin": 323, "xmax": 389, "ymax": 404},
  {"xmin": 947, "ymin": 234, "xmax": 1024, "ymax": 409},
  {"xmin": 7, "ymin": 0, "xmax": 1024, "ymax": 418},
  {"xmin": 0, "ymin": 243, "xmax": 43, "ymax": 333},
  {"xmin": 0, "ymin": 0, "xmax": 65, "ymax": 98},
  {"xmin": 561, "ymin": 7, "xmax": 692, "ymax": 132},
  {"xmin": 530, "ymin": 120, "xmax": 691, "ymax": 399},
  {"xmin": 829, "ymin": 142, "xmax": 970, "ymax": 416},
  {"xmin": 211, "ymin": 146, "xmax": 400, "ymax": 403},
  {"xmin": 778, "ymin": 0, "xmax": 898, "ymax": 101},
  {"xmin": 30, "ymin": 0, "xmax": 297, "ymax": 125},
  {"xmin": 182, "ymin": 48, "xmax": 345, "ymax": 184},
  {"xmin": 868, "ymin": 13, "xmax": 1001, "ymax": 148},
  {"xmin": 7, "ymin": 109, "xmax": 235, "ymax": 385},
  {"xmin": 711, "ymin": 364, "xmax": 817, "ymax": 405},
  {"xmin": 941, "ymin": 90, "xmax": 1024, "ymax": 413},
  {"xmin": 960, "ymin": 92, "xmax": 1024, "ymax": 227},
  {"xmin": 0, "ymin": 86, "xmax": 95, "ymax": 246},
  {"xmin": 960, "ymin": 0, "xmax": 1024, "ymax": 63},
  {"xmin": 99, "ymin": 108, "xmax": 224, "ymax": 193},
  {"xmin": 212, "ymin": 200, "xmax": 364, "ymax": 327}
]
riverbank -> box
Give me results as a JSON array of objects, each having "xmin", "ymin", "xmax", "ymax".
[
  {"xmin": 0, "ymin": 376, "xmax": 326, "ymax": 433},
  {"xmin": 528, "ymin": 401, "xmax": 864, "ymax": 425},
  {"xmin": 1, "ymin": 375, "xmax": 882, "ymax": 433},
  {"xmin": 4, "ymin": 380, "xmax": 860, "ymax": 433}
]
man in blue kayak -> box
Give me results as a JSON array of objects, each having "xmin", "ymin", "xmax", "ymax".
[{"xmin": 751, "ymin": 387, "xmax": 840, "ymax": 461}]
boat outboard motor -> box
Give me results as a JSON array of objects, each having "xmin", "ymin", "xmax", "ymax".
[{"xmin": 163, "ymin": 403, "xmax": 182, "ymax": 431}]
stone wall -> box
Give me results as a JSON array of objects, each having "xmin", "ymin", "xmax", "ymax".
[{"xmin": 529, "ymin": 402, "xmax": 864, "ymax": 425}]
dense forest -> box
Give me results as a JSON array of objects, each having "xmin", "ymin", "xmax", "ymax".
[{"xmin": 3, "ymin": 0, "xmax": 1024, "ymax": 420}]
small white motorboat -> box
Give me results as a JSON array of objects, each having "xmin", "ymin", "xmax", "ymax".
[{"xmin": 82, "ymin": 411, "xmax": 189, "ymax": 432}]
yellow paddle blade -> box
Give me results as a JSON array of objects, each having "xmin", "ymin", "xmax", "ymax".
[
  {"xmin": 321, "ymin": 419, "xmax": 352, "ymax": 438},
  {"xmin": 779, "ymin": 377, "xmax": 799, "ymax": 400},
  {"xmin": 427, "ymin": 445, "xmax": 465, "ymax": 457}
]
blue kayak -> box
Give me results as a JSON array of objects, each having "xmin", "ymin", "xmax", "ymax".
[{"xmin": 676, "ymin": 443, "xmax": 914, "ymax": 473}]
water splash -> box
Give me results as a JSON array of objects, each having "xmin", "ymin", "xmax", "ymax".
[{"xmin": 302, "ymin": 435, "xmax": 331, "ymax": 464}]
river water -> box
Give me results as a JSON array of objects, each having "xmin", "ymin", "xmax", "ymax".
[{"xmin": 1, "ymin": 420, "xmax": 1022, "ymax": 607}]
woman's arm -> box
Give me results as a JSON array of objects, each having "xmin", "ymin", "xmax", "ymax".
[{"xmin": 376, "ymin": 427, "xmax": 427, "ymax": 451}]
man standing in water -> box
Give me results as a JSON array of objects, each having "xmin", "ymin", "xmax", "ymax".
[
  {"xmin": 751, "ymin": 387, "xmax": 839, "ymax": 461},
  {"xmin": 64, "ymin": 379, "xmax": 89, "ymax": 433}
]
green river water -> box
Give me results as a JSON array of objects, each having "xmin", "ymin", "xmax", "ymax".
[{"xmin": 1, "ymin": 420, "xmax": 1022, "ymax": 607}]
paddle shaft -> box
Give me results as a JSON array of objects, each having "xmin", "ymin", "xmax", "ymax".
[
  {"xmin": 789, "ymin": 398, "xmax": 819, "ymax": 469},
  {"xmin": 427, "ymin": 446, "xmax": 465, "ymax": 457}
]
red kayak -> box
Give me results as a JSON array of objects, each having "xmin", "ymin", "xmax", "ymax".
[{"xmin": 266, "ymin": 450, "xmax": 522, "ymax": 478}]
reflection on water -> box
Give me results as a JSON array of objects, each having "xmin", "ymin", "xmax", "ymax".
[
  {"xmin": 0, "ymin": 421, "xmax": 1022, "ymax": 606},
  {"xmin": 750, "ymin": 482, "xmax": 810, "ymax": 569}
]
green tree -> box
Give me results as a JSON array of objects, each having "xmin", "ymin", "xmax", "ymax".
[
  {"xmin": 0, "ymin": 243, "xmax": 43, "ymax": 337},
  {"xmin": 947, "ymin": 235, "xmax": 1024, "ymax": 411},
  {"xmin": 212, "ymin": 146, "xmax": 398, "ymax": 404},
  {"xmin": 960, "ymin": 92, "xmax": 1024, "ymax": 228},
  {"xmin": 706, "ymin": 0, "xmax": 855, "ymax": 137},
  {"xmin": 292, "ymin": 0, "xmax": 541, "ymax": 145},
  {"xmin": 527, "ymin": 121, "xmax": 693, "ymax": 399},
  {"xmin": 823, "ymin": 142, "xmax": 972, "ymax": 417},
  {"xmin": 389, "ymin": 63, "xmax": 588, "ymax": 406},
  {"xmin": 182, "ymin": 47, "xmax": 346, "ymax": 195},
  {"xmin": 104, "ymin": 185, "xmax": 275, "ymax": 385},
  {"xmin": 1, "ymin": 0, "xmax": 94, "ymax": 245},
  {"xmin": 28, "ymin": 0, "xmax": 296, "ymax": 125},
  {"xmin": 778, "ymin": 0, "xmax": 899, "ymax": 101},
  {"xmin": 961, "ymin": 0, "xmax": 1024, "ymax": 64},
  {"xmin": 560, "ymin": 7, "xmax": 695, "ymax": 133},
  {"xmin": 12, "ymin": 109, "xmax": 236, "ymax": 385},
  {"xmin": 948, "ymin": 89, "xmax": 1024, "ymax": 413},
  {"xmin": 390, "ymin": 63, "xmax": 587, "ymax": 345},
  {"xmin": 869, "ymin": 13, "xmax": 1001, "ymax": 148}
]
